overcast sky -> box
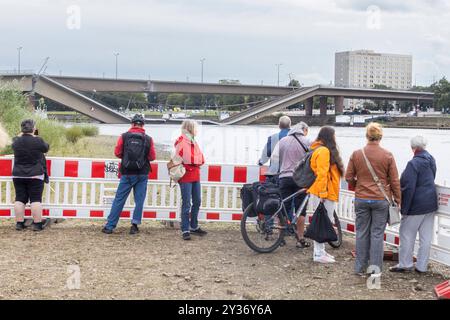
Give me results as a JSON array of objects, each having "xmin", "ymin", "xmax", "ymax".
[{"xmin": 1, "ymin": 0, "xmax": 449, "ymax": 86}]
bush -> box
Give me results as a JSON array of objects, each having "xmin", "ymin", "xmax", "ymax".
[
  {"xmin": 65, "ymin": 126, "xmax": 84, "ymax": 144},
  {"xmin": 80, "ymin": 125, "xmax": 99, "ymax": 137}
]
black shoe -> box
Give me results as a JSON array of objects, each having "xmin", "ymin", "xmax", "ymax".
[
  {"xmin": 190, "ymin": 228, "xmax": 207, "ymax": 236},
  {"xmin": 130, "ymin": 224, "xmax": 139, "ymax": 235},
  {"xmin": 415, "ymin": 268, "xmax": 427, "ymax": 274},
  {"xmin": 16, "ymin": 222, "xmax": 26, "ymax": 231},
  {"xmin": 182, "ymin": 232, "xmax": 191, "ymax": 240},
  {"xmin": 32, "ymin": 222, "xmax": 43, "ymax": 232},
  {"xmin": 102, "ymin": 227, "xmax": 113, "ymax": 234},
  {"xmin": 389, "ymin": 266, "xmax": 413, "ymax": 273}
]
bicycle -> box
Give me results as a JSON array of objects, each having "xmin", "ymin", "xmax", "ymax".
[{"xmin": 240, "ymin": 188, "xmax": 343, "ymax": 253}]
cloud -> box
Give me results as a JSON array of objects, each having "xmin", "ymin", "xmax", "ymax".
[{"xmin": 0, "ymin": 0, "xmax": 449, "ymax": 86}]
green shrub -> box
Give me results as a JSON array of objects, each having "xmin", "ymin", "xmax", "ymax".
[
  {"xmin": 80, "ymin": 125, "xmax": 99, "ymax": 137},
  {"xmin": 65, "ymin": 126, "xmax": 84, "ymax": 144}
]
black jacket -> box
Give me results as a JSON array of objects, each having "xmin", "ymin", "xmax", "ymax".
[
  {"xmin": 12, "ymin": 134, "xmax": 50, "ymax": 177},
  {"xmin": 400, "ymin": 150, "xmax": 438, "ymax": 215}
]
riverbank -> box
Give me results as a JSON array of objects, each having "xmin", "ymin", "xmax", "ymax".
[
  {"xmin": 48, "ymin": 135, "xmax": 170, "ymax": 160},
  {"xmin": 0, "ymin": 219, "xmax": 448, "ymax": 300}
]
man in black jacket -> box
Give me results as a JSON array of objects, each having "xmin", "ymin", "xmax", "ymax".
[{"xmin": 12, "ymin": 119, "xmax": 49, "ymax": 231}]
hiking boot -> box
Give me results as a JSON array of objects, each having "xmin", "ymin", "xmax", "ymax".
[
  {"xmin": 130, "ymin": 224, "xmax": 139, "ymax": 235},
  {"xmin": 102, "ymin": 227, "xmax": 113, "ymax": 234},
  {"xmin": 190, "ymin": 228, "xmax": 207, "ymax": 236},
  {"xmin": 182, "ymin": 232, "xmax": 191, "ymax": 241},
  {"xmin": 16, "ymin": 221, "xmax": 26, "ymax": 231},
  {"xmin": 32, "ymin": 222, "xmax": 44, "ymax": 232}
]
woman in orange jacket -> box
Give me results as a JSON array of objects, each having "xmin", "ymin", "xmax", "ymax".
[{"xmin": 307, "ymin": 126, "xmax": 344, "ymax": 263}]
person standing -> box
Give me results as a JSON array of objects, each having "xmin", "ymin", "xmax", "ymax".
[
  {"xmin": 12, "ymin": 119, "xmax": 49, "ymax": 231},
  {"xmin": 390, "ymin": 136, "xmax": 438, "ymax": 274},
  {"xmin": 277, "ymin": 122, "xmax": 311, "ymax": 248},
  {"xmin": 102, "ymin": 114, "xmax": 156, "ymax": 234},
  {"xmin": 345, "ymin": 122, "xmax": 401, "ymax": 275},
  {"xmin": 258, "ymin": 116, "xmax": 291, "ymax": 184},
  {"xmin": 307, "ymin": 126, "xmax": 344, "ymax": 263},
  {"xmin": 175, "ymin": 120, "xmax": 206, "ymax": 241}
]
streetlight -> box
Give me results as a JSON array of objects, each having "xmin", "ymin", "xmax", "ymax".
[
  {"xmin": 200, "ymin": 58, "xmax": 206, "ymax": 83},
  {"xmin": 114, "ymin": 52, "xmax": 119, "ymax": 79},
  {"xmin": 276, "ymin": 63, "xmax": 283, "ymax": 86},
  {"xmin": 17, "ymin": 46, "xmax": 23, "ymax": 74}
]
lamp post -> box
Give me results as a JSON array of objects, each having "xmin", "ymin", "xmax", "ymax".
[
  {"xmin": 114, "ymin": 52, "xmax": 119, "ymax": 80},
  {"xmin": 276, "ymin": 63, "xmax": 283, "ymax": 86},
  {"xmin": 200, "ymin": 58, "xmax": 206, "ymax": 83},
  {"xmin": 17, "ymin": 46, "xmax": 23, "ymax": 74}
]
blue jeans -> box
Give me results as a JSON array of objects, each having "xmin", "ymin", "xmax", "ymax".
[
  {"xmin": 179, "ymin": 181, "xmax": 201, "ymax": 233},
  {"xmin": 105, "ymin": 175, "xmax": 148, "ymax": 230}
]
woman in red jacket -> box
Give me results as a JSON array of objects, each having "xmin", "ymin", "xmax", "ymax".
[{"xmin": 175, "ymin": 120, "xmax": 206, "ymax": 240}]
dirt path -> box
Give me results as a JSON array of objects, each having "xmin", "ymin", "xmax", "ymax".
[{"xmin": 0, "ymin": 219, "xmax": 448, "ymax": 300}]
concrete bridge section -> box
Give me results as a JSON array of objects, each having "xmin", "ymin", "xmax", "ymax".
[
  {"xmin": 221, "ymin": 86, "xmax": 435, "ymax": 125},
  {"xmin": 0, "ymin": 75, "xmax": 131, "ymax": 123},
  {"xmin": 0, "ymin": 74, "xmax": 434, "ymax": 125}
]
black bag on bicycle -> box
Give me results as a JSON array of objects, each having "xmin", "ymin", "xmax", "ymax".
[
  {"xmin": 304, "ymin": 202, "xmax": 337, "ymax": 243},
  {"xmin": 240, "ymin": 183, "xmax": 257, "ymax": 217},
  {"xmin": 253, "ymin": 182, "xmax": 281, "ymax": 216}
]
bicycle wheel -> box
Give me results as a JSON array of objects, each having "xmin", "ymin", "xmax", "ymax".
[
  {"xmin": 328, "ymin": 211, "xmax": 343, "ymax": 248},
  {"xmin": 240, "ymin": 203, "xmax": 286, "ymax": 253}
]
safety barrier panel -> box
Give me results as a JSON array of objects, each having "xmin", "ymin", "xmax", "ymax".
[{"xmin": 0, "ymin": 156, "xmax": 449, "ymax": 267}]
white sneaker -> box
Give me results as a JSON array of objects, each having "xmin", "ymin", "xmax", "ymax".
[
  {"xmin": 313, "ymin": 254, "xmax": 335, "ymax": 264},
  {"xmin": 324, "ymin": 251, "xmax": 335, "ymax": 260}
]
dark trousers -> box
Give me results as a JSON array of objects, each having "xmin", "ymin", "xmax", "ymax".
[{"xmin": 279, "ymin": 177, "xmax": 307, "ymax": 220}]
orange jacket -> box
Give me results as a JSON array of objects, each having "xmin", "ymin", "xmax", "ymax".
[{"xmin": 307, "ymin": 141, "xmax": 341, "ymax": 202}]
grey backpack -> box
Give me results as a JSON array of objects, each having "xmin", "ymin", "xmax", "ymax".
[{"xmin": 292, "ymin": 148, "xmax": 320, "ymax": 188}]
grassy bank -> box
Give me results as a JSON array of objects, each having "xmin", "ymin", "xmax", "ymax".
[
  {"xmin": 59, "ymin": 135, "xmax": 170, "ymax": 160},
  {"xmin": 0, "ymin": 82, "xmax": 101, "ymax": 156}
]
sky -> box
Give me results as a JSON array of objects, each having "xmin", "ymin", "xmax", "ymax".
[{"xmin": 1, "ymin": 0, "xmax": 449, "ymax": 86}]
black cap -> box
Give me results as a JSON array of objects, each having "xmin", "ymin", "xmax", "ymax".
[
  {"xmin": 21, "ymin": 119, "xmax": 35, "ymax": 134},
  {"xmin": 131, "ymin": 114, "xmax": 145, "ymax": 125}
]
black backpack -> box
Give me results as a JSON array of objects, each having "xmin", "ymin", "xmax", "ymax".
[
  {"xmin": 292, "ymin": 147, "xmax": 324, "ymax": 188},
  {"xmin": 122, "ymin": 132, "xmax": 151, "ymax": 171}
]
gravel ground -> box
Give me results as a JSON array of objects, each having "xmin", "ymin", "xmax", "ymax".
[{"xmin": 0, "ymin": 219, "xmax": 448, "ymax": 300}]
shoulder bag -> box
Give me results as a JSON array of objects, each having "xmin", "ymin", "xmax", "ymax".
[{"xmin": 361, "ymin": 148, "xmax": 401, "ymax": 226}]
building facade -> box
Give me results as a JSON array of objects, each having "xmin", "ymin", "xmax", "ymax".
[{"xmin": 335, "ymin": 50, "xmax": 412, "ymax": 108}]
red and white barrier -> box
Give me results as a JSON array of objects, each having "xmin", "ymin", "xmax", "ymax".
[{"xmin": 0, "ymin": 156, "xmax": 449, "ymax": 266}]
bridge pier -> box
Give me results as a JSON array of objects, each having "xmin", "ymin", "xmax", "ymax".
[
  {"xmin": 335, "ymin": 96, "xmax": 344, "ymax": 115},
  {"xmin": 319, "ymin": 96, "xmax": 328, "ymax": 116},
  {"xmin": 305, "ymin": 97, "xmax": 314, "ymax": 116}
]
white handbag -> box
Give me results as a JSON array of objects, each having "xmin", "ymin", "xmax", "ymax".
[
  {"xmin": 361, "ymin": 149, "xmax": 401, "ymax": 226},
  {"xmin": 167, "ymin": 154, "xmax": 186, "ymax": 187}
]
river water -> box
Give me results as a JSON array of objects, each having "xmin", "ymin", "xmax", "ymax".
[{"xmin": 97, "ymin": 124, "xmax": 450, "ymax": 185}]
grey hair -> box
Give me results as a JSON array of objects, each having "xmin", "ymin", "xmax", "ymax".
[
  {"xmin": 296, "ymin": 121, "xmax": 309, "ymax": 132},
  {"xmin": 278, "ymin": 116, "xmax": 291, "ymax": 129},
  {"xmin": 411, "ymin": 136, "xmax": 428, "ymax": 150}
]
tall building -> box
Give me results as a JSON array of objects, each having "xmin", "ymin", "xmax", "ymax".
[{"xmin": 335, "ymin": 50, "xmax": 412, "ymax": 108}]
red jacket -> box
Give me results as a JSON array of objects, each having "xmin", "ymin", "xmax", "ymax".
[
  {"xmin": 175, "ymin": 134, "xmax": 204, "ymax": 183},
  {"xmin": 115, "ymin": 127, "xmax": 156, "ymax": 161}
]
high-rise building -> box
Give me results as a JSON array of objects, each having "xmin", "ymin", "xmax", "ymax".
[
  {"xmin": 335, "ymin": 50, "xmax": 412, "ymax": 89},
  {"xmin": 335, "ymin": 50, "xmax": 412, "ymax": 108}
]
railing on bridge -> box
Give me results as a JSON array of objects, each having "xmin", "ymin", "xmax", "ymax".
[{"xmin": 0, "ymin": 157, "xmax": 449, "ymax": 267}]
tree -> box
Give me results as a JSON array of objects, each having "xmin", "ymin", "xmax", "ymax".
[
  {"xmin": 288, "ymin": 79, "xmax": 301, "ymax": 87},
  {"xmin": 430, "ymin": 77, "xmax": 450, "ymax": 111}
]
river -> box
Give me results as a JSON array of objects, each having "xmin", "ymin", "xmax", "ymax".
[{"xmin": 97, "ymin": 124, "xmax": 450, "ymax": 185}]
